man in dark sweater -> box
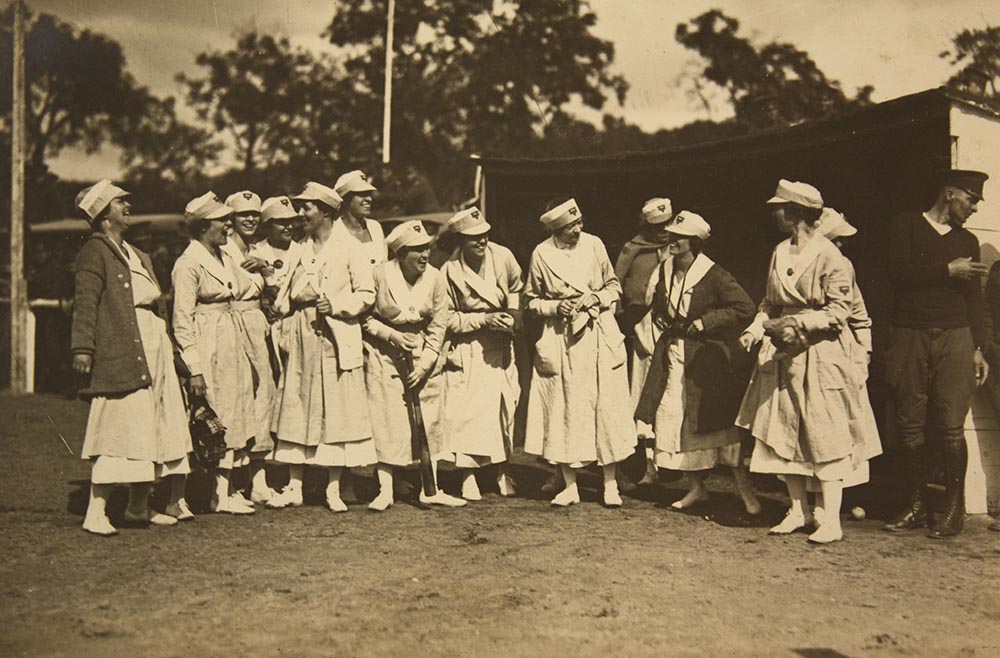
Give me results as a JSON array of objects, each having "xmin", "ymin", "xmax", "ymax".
[{"xmin": 884, "ymin": 169, "xmax": 990, "ymax": 539}]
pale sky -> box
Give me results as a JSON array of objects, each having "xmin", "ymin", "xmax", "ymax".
[{"xmin": 29, "ymin": 0, "xmax": 1000, "ymax": 179}]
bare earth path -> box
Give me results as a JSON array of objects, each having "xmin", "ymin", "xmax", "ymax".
[{"xmin": 1, "ymin": 393, "xmax": 998, "ymax": 657}]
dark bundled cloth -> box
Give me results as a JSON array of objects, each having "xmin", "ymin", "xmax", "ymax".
[
  {"xmin": 71, "ymin": 233, "xmax": 158, "ymax": 397},
  {"xmin": 634, "ymin": 259, "xmax": 754, "ymax": 442}
]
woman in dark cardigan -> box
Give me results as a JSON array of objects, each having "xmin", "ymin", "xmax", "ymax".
[
  {"xmin": 72, "ymin": 180, "xmax": 193, "ymax": 535},
  {"xmin": 634, "ymin": 211, "xmax": 760, "ymax": 513}
]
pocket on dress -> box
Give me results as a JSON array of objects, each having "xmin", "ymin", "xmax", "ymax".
[{"xmin": 533, "ymin": 325, "xmax": 562, "ymax": 377}]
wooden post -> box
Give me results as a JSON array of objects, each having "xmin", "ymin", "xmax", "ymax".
[
  {"xmin": 381, "ymin": 0, "xmax": 395, "ymax": 164},
  {"xmin": 9, "ymin": 0, "xmax": 28, "ymax": 393}
]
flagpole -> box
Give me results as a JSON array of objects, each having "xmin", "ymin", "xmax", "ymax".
[
  {"xmin": 10, "ymin": 0, "xmax": 28, "ymax": 393},
  {"xmin": 381, "ymin": 0, "xmax": 395, "ymax": 164}
]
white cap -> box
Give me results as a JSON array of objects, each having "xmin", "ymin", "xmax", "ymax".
[
  {"xmin": 540, "ymin": 198, "xmax": 583, "ymax": 231},
  {"xmin": 261, "ymin": 196, "xmax": 300, "ymax": 222},
  {"xmin": 185, "ymin": 192, "xmax": 233, "ymax": 222},
  {"xmin": 446, "ymin": 207, "xmax": 491, "ymax": 236},
  {"xmin": 386, "ymin": 220, "xmax": 432, "ymax": 252},
  {"xmin": 225, "ymin": 190, "xmax": 262, "ymax": 213},
  {"xmin": 641, "ymin": 198, "xmax": 673, "ymax": 225},
  {"xmin": 292, "ymin": 181, "xmax": 343, "ymax": 211},
  {"xmin": 767, "ymin": 179, "xmax": 824, "ymax": 208},
  {"xmin": 334, "ymin": 170, "xmax": 377, "ymax": 197},
  {"xmin": 77, "ymin": 179, "xmax": 130, "ymax": 221},
  {"xmin": 817, "ymin": 207, "xmax": 857, "ymax": 240},
  {"xmin": 666, "ymin": 211, "xmax": 711, "ymax": 240}
]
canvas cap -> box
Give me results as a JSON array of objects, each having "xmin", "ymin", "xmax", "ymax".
[
  {"xmin": 942, "ymin": 169, "xmax": 988, "ymax": 201},
  {"xmin": 185, "ymin": 192, "xmax": 233, "ymax": 222},
  {"xmin": 817, "ymin": 207, "xmax": 857, "ymax": 240},
  {"xmin": 77, "ymin": 179, "xmax": 130, "ymax": 221},
  {"xmin": 386, "ymin": 220, "xmax": 432, "ymax": 252},
  {"xmin": 261, "ymin": 196, "xmax": 300, "ymax": 222},
  {"xmin": 641, "ymin": 197, "xmax": 673, "ymax": 225},
  {"xmin": 540, "ymin": 198, "xmax": 583, "ymax": 231},
  {"xmin": 766, "ymin": 179, "xmax": 824, "ymax": 208},
  {"xmin": 446, "ymin": 207, "xmax": 491, "ymax": 236},
  {"xmin": 666, "ymin": 211, "xmax": 711, "ymax": 240},
  {"xmin": 225, "ymin": 190, "xmax": 262, "ymax": 213},
  {"xmin": 334, "ymin": 170, "xmax": 377, "ymax": 197},
  {"xmin": 292, "ymin": 181, "xmax": 343, "ymax": 210}
]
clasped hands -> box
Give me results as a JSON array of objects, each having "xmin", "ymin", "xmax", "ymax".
[
  {"xmin": 557, "ymin": 293, "xmax": 600, "ymax": 319},
  {"xmin": 389, "ymin": 330, "xmax": 428, "ymax": 387}
]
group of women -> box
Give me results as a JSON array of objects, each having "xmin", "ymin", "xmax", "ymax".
[{"xmin": 72, "ymin": 174, "xmax": 880, "ymax": 544}]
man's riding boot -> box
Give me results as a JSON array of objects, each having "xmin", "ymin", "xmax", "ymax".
[
  {"xmin": 928, "ymin": 440, "xmax": 968, "ymax": 539},
  {"xmin": 883, "ymin": 444, "xmax": 932, "ymax": 531}
]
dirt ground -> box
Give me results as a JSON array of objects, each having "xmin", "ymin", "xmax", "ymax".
[{"xmin": 1, "ymin": 392, "xmax": 999, "ymax": 658}]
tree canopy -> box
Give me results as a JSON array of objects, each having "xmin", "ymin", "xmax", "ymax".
[{"xmin": 941, "ymin": 25, "xmax": 1000, "ymax": 100}]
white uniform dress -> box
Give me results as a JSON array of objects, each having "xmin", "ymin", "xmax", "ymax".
[
  {"xmin": 363, "ymin": 261, "xmax": 451, "ymax": 466},
  {"xmin": 83, "ymin": 241, "xmax": 191, "ymax": 483},
  {"xmin": 440, "ymin": 244, "xmax": 523, "ymax": 468},
  {"xmin": 222, "ymin": 237, "xmax": 276, "ymax": 455},
  {"xmin": 270, "ymin": 235, "xmax": 377, "ymax": 466},
  {"xmin": 250, "ymin": 239, "xmax": 304, "ymax": 372},
  {"xmin": 172, "ymin": 241, "xmax": 257, "ymax": 468},
  {"xmin": 523, "ymin": 233, "xmax": 637, "ymax": 467}
]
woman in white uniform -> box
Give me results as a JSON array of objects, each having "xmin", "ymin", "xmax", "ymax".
[
  {"xmin": 632, "ymin": 211, "xmax": 760, "ymax": 513},
  {"xmin": 250, "ymin": 197, "xmax": 305, "ymax": 356},
  {"xmin": 221, "ymin": 190, "xmax": 278, "ymax": 504},
  {"xmin": 523, "ymin": 198, "xmax": 637, "ymax": 507},
  {"xmin": 363, "ymin": 220, "xmax": 467, "ymax": 510},
  {"xmin": 268, "ymin": 183, "xmax": 378, "ymax": 511},
  {"xmin": 737, "ymin": 180, "xmax": 873, "ymax": 543},
  {"xmin": 72, "ymin": 180, "xmax": 192, "ymax": 535},
  {"xmin": 440, "ymin": 208, "xmax": 523, "ymax": 500},
  {"xmin": 172, "ymin": 192, "xmax": 257, "ymax": 515}
]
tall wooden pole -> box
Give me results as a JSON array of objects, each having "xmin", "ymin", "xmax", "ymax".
[
  {"xmin": 9, "ymin": 0, "xmax": 28, "ymax": 393},
  {"xmin": 381, "ymin": 0, "xmax": 395, "ymax": 164}
]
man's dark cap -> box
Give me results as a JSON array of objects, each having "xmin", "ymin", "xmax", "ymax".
[{"xmin": 942, "ymin": 169, "xmax": 989, "ymax": 201}]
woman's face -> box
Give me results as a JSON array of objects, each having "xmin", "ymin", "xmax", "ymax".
[
  {"xmin": 300, "ymin": 201, "xmax": 329, "ymax": 235},
  {"xmin": 202, "ymin": 216, "xmax": 232, "ymax": 247},
  {"xmin": 666, "ymin": 233, "xmax": 692, "ymax": 258},
  {"xmin": 554, "ymin": 218, "xmax": 583, "ymax": 246},
  {"xmin": 346, "ymin": 192, "xmax": 373, "ymax": 218},
  {"xmin": 460, "ymin": 232, "xmax": 489, "ymax": 261},
  {"xmin": 772, "ymin": 204, "xmax": 795, "ymax": 234},
  {"xmin": 269, "ymin": 218, "xmax": 296, "ymax": 248},
  {"xmin": 232, "ymin": 211, "xmax": 260, "ymax": 240},
  {"xmin": 104, "ymin": 197, "xmax": 132, "ymax": 230},
  {"xmin": 641, "ymin": 220, "xmax": 671, "ymax": 243},
  {"xmin": 398, "ymin": 244, "xmax": 431, "ymax": 278}
]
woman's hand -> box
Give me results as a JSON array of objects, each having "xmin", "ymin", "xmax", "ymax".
[
  {"xmin": 316, "ymin": 295, "xmax": 333, "ymax": 317},
  {"xmin": 391, "ymin": 331, "xmax": 422, "ymax": 352},
  {"xmin": 557, "ymin": 298, "xmax": 579, "ymax": 318},
  {"xmin": 576, "ymin": 292, "xmax": 599, "ymax": 311},
  {"xmin": 686, "ymin": 318, "xmax": 705, "ymax": 337},
  {"xmin": 738, "ymin": 332, "xmax": 757, "ymax": 352},
  {"xmin": 72, "ymin": 353, "xmax": 93, "ymax": 375},
  {"xmin": 485, "ymin": 312, "xmax": 515, "ymax": 331},
  {"xmin": 190, "ymin": 374, "xmax": 208, "ymax": 398},
  {"xmin": 240, "ymin": 256, "xmax": 271, "ymax": 275},
  {"xmin": 406, "ymin": 364, "xmax": 428, "ymax": 389}
]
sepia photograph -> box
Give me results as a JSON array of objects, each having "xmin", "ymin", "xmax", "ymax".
[{"xmin": 1, "ymin": 0, "xmax": 999, "ymax": 655}]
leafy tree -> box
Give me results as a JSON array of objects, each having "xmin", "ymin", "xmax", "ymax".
[
  {"xmin": 941, "ymin": 25, "xmax": 1000, "ymax": 99},
  {"xmin": 675, "ymin": 10, "xmax": 873, "ymax": 128},
  {"xmin": 325, "ymin": 0, "xmax": 628, "ymax": 198},
  {"xmin": 0, "ymin": 8, "xmax": 149, "ymax": 174}
]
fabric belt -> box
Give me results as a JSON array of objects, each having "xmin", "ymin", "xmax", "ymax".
[{"xmin": 194, "ymin": 299, "xmax": 260, "ymax": 315}]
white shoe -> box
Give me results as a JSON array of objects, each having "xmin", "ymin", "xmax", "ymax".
[
  {"xmin": 266, "ymin": 487, "xmax": 303, "ymax": 509},
  {"xmin": 250, "ymin": 486, "xmax": 278, "ymax": 505},
  {"xmin": 367, "ymin": 491, "xmax": 394, "ymax": 512},
  {"xmin": 462, "ymin": 474, "xmax": 482, "ymax": 501},
  {"xmin": 82, "ymin": 515, "xmax": 118, "ymax": 536},
  {"xmin": 551, "ymin": 487, "xmax": 580, "ymax": 507},
  {"xmin": 769, "ymin": 510, "xmax": 813, "ymax": 535},
  {"xmin": 420, "ymin": 491, "xmax": 468, "ymax": 507},
  {"xmin": 326, "ymin": 489, "xmax": 348, "ymax": 513},
  {"xmin": 497, "ymin": 474, "xmax": 516, "ymax": 498},
  {"xmin": 124, "ymin": 509, "xmax": 179, "ymax": 526},
  {"xmin": 808, "ymin": 525, "xmax": 844, "ymax": 544},
  {"xmin": 211, "ymin": 495, "xmax": 255, "ymax": 515},
  {"xmin": 231, "ymin": 491, "xmax": 255, "ymax": 507},
  {"xmin": 603, "ymin": 486, "xmax": 623, "ymax": 508},
  {"xmin": 165, "ymin": 499, "xmax": 195, "ymax": 521}
]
